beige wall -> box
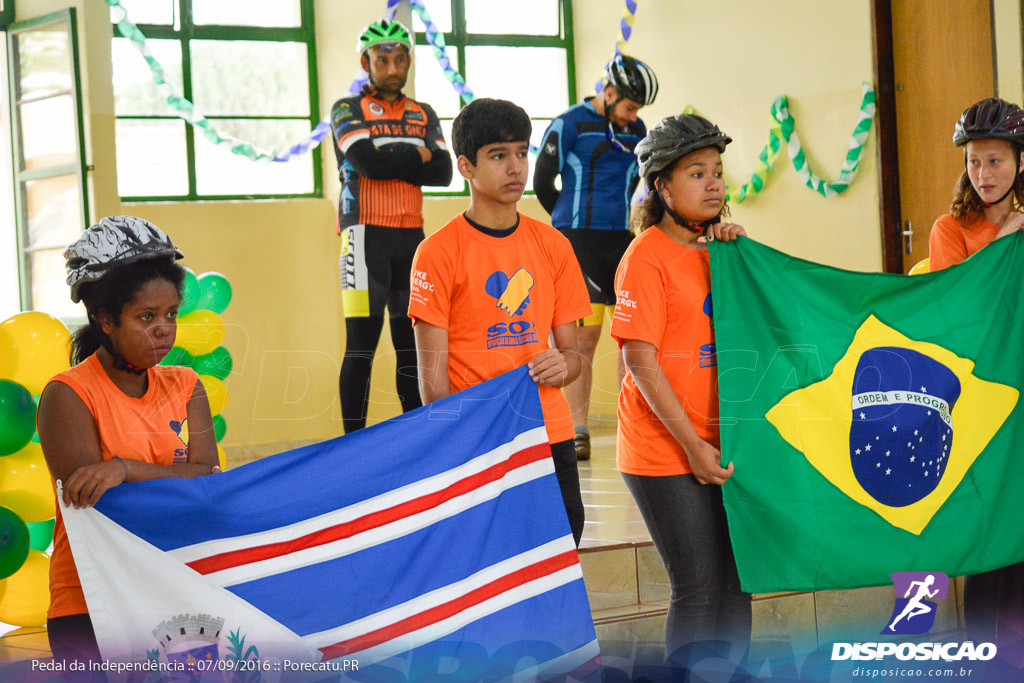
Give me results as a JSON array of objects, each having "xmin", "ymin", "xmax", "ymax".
[
  {"xmin": 576, "ymin": 0, "xmax": 880, "ymax": 418},
  {"xmin": 994, "ymin": 0, "xmax": 1024, "ymax": 105},
  {"xmin": 14, "ymin": 0, "xmax": 892, "ymax": 448}
]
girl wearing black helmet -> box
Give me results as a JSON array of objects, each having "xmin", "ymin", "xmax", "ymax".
[
  {"xmin": 929, "ymin": 99, "xmax": 1024, "ymax": 645},
  {"xmin": 929, "ymin": 97, "xmax": 1024, "ymax": 271},
  {"xmin": 37, "ymin": 216, "xmax": 219, "ymax": 665},
  {"xmin": 610, "ymin": 114, "xmax": 750, "ymax": 661}
]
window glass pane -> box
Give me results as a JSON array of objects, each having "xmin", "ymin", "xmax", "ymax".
[
  {"xmin": 464, "ymin": 47, "xmax": 567, "ymax": 118},
  {"xmin": 426, "ymin": 119, "xmax": 464, "ymax": 194},
  {"xmin": 29, "ymin": 248, "xmax": 83, "ymax": 320},
  {"xmin": 24, "ymin": 175, "xmax": 82, "ymax": 249},
  {"xmin": 465, "ymin": 0, "xmax": 559, "ymax": 35},
  {"xmin": 20, "ymin": 96, "xmax": 76, "ymax": 170},
  {"xmin": 191, "ymin": 40, "xmax": 309, "ymax": 117},
  {"xmin": 411, "ymin": 0, "xmax": 453, "ymax": 33},
  {"xmin": 193, "ymin": 0, "xmax": 301, "ymax": 27},
  {"xmin": 112, "ymin": 38, "xmax": 182, "ymax": 116},
  {"xmin": 14, "ymin": 26, "xmax": 71, "ymax": 100},
  {"xmin": 194, "ymin": 120, "xmax": 313, "ymax": 195},
  {"xmin": 116, "ymin": 120, "xmax": 189, "ymax": 197},
  {"xmin": 413, "ymin": 45, "xmax": 460, "ymax": 118},
  {"xmin": 526, "ymin": 119, "xmax": 550, "ymax": 193},
  {"xmin": 111, "ymin": 0, "xmax": 175, "ymax": 26}
]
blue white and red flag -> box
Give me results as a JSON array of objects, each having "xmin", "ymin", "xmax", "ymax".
[{"xmin": 63, "ymin": 366, "xmax": 599, "ymax": 681}]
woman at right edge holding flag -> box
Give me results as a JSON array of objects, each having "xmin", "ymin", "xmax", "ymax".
[
  {"xmin": 927, "ymin": 97, "xmax": 1024, "ymax": 646},
  {"xmin": 610, "ymin": 114, "xmax": 751, "ymax": 665}
]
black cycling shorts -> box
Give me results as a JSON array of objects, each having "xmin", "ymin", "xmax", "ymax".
[
  {"xmin": 339, "ymin": 224, "xmax": 425, "ymax": 318},
  {"xmin": 559, "ymin": 228, "xmax": 633, "ymax": 306}
]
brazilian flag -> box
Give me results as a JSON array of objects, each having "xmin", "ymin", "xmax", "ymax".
[{"xmin": 710, "ymin": 235, "xmax": 1024, "ymax": 593}]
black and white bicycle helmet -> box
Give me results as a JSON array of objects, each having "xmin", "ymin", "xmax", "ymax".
[
  {"xmin": 65, "ymin": 216, "xmax": 184, "ymax": 303},
  {"xmin": 604, "ymin": 55, "xmax": 658, "ymax": 107}
]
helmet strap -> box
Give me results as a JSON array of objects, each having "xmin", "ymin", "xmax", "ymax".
[
  {"xmin": 92, "ymin": 313, "xmax": 147, "ymax": 376},
  {"xmin": 655, "ymin": 180, "xmax": 716, "ymax": 235}
]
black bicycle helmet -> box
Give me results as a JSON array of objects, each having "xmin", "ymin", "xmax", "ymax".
[
  {"xmin": 636, "ymin": 114, "xmax": 732, "ymax": 189},
  {"xmin": 65, "ymin": 216, "xmax": 183, "ymax": 303},
  {"xmin": 953, "ymin": 97, "xmax": 1024, "ymax": 147},
  {"xmin": 604, "ymin": 55, "xmax": 658, "ymax": 107}
]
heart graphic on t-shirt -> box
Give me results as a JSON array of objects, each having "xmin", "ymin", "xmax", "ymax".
[{"xmin": 169, "ymin": 419, "xmax": 189, "ymax": 446}]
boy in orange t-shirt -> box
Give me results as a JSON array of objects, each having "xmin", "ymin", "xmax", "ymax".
[{"xmin": 408, "ymin": 98, "xmax": 591, "ymax": 546}]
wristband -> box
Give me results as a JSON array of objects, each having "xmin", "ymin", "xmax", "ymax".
[{"xmin": 113, "ymin": 455, "xmax": 130, "ymax": 482}]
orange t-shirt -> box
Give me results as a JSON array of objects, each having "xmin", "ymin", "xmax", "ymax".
[
  {"xmin": 928, "ymin": 213, "xmax": 1001, "ymax": 271},
  {"xmin": 611, "ymin": 227, "xmax": 719, "ymax": 476},
  {"xmin": 44, "ymin": 354, "xmax": 198, "ymax": 619},
  {"xmin": 408, "ymin": 212, "xmax": 591, "ymax": 443}
]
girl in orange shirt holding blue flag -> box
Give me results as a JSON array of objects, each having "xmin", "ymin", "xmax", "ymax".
[
  {"xmin": 37, "ymin": 217, "xmax": 220, "ymax": 666},
  {"xmin": 611, "ymin": 114, "xmax": 750, "ymax": 663}
]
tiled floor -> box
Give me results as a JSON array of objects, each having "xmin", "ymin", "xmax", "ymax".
[
  {"xmin": 578, "ymin": 426, "xmax": 651, "ymax": 549},
  {"xmin": 0, "ymin": 424, "xmax": 647, "ymax": 664}
]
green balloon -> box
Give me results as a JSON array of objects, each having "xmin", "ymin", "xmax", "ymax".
[
  {"xmin": 196, "ymin": 272, "xmax": 233, "ymax": 314},
  {"xmin": 26, "ymin": 518, "xmax": 54, "ymax": 552},
  {"xmin": 30, "ymin": 394, "xmax": 40, "ymax": 444},
  {"xmin": 193, "ymin": 346, "xmax": 232, "ymax": 380},
  {"xmin": 213, "ymin": 414, "xmax": 226, "ymax": 442},
  {"xmin": 160, "ymin": 346, "xmax": 195, "ymax": 367},
  {"xmin": 0, "ymin": 506, "xmax": 30, "ymax": 579},
  {"xmin": 179, "ymin": 268, "xmax": 201, "ymax": 316},
  {"xmin": 0, "ymin": 379, "xmax": 36, "ymax": 456}
]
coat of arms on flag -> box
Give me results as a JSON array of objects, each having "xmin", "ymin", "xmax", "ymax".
[
  {"xmin": 62, "ymin": 367, "xmax": 600, "ymax": 681},
  {"xmin": 710, "ymin": 235, "xmax": 1024, "ymax": 593}
]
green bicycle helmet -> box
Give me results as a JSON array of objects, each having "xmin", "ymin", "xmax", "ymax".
[{"xmin": 357, "ymin": 19, "xmax": 413, "ymax": 55}]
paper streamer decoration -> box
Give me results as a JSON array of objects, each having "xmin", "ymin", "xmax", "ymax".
[
  {"xmin": 406, "ymin": 0, "xmax": 476, "ymax": 104},
  {"xmin": 105, "ymin": 0, "xmax": 331, "ymax": 163},
  {"xmin": 106, "ymin": 0, "xmax": 875, "ymax": 201},
  {"xmin": 684, "ymin": 83, "xmax": 875, "ymax": 204},
  {"xmin": 106, "ymin": 0, "xmax": 470, "ymax": 163},
  {"xmin": 773, "ymin": 82, "xmax": 877, "ymax": 198},
  {"xmin": 594, "ymin": 0, "xmax": 639, "ymax": 94}
]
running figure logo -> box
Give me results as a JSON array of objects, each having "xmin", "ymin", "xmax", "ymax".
[{"xmin": 882, "ymin": 571, "xmax": 949, "ymax": 635}]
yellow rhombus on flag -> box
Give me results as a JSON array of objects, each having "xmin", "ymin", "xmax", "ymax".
[{"xmin": 766, "ymin": 315, "xmax": 1018, "ymax": 535}]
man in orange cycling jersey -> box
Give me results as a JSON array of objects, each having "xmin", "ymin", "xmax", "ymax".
[{"xmin": 330, "ymin": 19, "xmax": 453, "ymax": 433}]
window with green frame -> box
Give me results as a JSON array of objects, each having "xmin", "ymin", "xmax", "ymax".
[
  {"xmin": 8, "ymin": 8, "xmax": 90, "ymax": 321},
  {"xmin": 411, "ymin": 0, "xmax": 575, "ymax": 194},
  {"xmin": 110, "ymin": 0, "xmax": 321, "ymax": 201}
]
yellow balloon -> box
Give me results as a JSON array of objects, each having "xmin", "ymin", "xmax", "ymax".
[
  {"xmin": 199, "ymin": 374, "xmax": 228, "ymax": 416},
  {"xmin": 0, "ymin": 443, "xmax": 55, "ymax": 522},
  {"xmin": 217, "ymin": 444, "xmax": 227, "ymax": 471},
  {"xmin": 0, "ymin": 550, "xmax": 50, "ymax": 626},
  {"xmin": 0, "ymin": 312, "xmax": 72, "ymax": 395},
  {"xmin": 175, "ymin": 310, "xmax": 225, "ymax": 357},
  {"xmin": 908, "ymin": 258, "xmax": 930, "ymax": 276}
]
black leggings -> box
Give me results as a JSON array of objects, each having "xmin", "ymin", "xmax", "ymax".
[
  {"xmin": 339, "ymin": 315, "xmax": 421, "ymax": 433},
  {"xmin": 550, "ymin": 439, "xmax": 585, "ymax": 548},
  {"xmin": 622, "ymin": 471, "xmax": 751, "ymax": 661},
  {"xmin": 48, "ymin": 613, "xmax": 100, "ymax": 663}
]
